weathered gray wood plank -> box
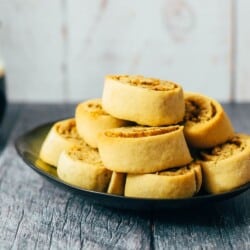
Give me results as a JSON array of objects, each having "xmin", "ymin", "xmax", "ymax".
[
  {"xmin": 0, "ymin": 103, "xmax": 249, "ymax": 249},
  {"xmin": 153, "ymin": 103, "xmax": 250, "ymax": 250},
  {"xmin": 0, "ymin": 104, "xmax": 151, "ymax": 250},
  {"xmin": 153, "ymin": 193, "xmax": 250, "ymax": 250}
]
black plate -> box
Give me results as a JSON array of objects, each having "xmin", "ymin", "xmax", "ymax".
[{"xmin": 15, "ymin": 121, "xmax": 250, "ymax": 211}]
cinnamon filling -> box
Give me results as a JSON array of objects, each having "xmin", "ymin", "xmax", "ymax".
[
  {"xmin": 67, "ymin": 145, "xmax": 104, "ymax": 166},
  {"xmin": 158, "ymin": 166, "xmax": 189, "ymax": 176},
  {"xmin": 105, "ymin": 126, "xmax": 179, "ymax": 138},
  {"xmin": 184, "ymin": 99, "xmax": 216, "ymax": 123},
  {"xmin": 158, "ymin": 163, "xmax": 201, "ymax": 194},
  {"xmin": 56, "ymin": 121, "xmax": 81, "ymax": 140},
  {"xmin": 110, "ymin": 75, "xmax": 177, "ymax": 91},
  {"xmin": 85, "ymin": 100, "xmax": 107, "ymax": 115},
  {"xmin": 200, "ymin": 136, "xmax": 245, "ymax": 161}
]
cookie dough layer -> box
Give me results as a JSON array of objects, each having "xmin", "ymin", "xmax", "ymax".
[
  {"xmin": 199, "ymin": 134, "xmax": 250, "ymax": 194},
  {"xmin": 57, "ymin": 144, "xmax": 112, "ymax": 192},
  {"xmin": 125, "ymin": 163, "xmax": 202, "ymax": 199},
  {"xmin": 75, "ymin": 99, "xmax": 128, "ymax": 148},
  {"xmin": 102, "ymin": 75, "xmax": 185, "ymax": 126},
  {"xmin": 184, "ymin": 92, "xmax": 234, "ymax": 148},
  {"xmin": 98, "ymin": 125, "xmax": 192, "ymax": 173},
  {"xmin": 107, "ymin": 172, "xmax": 126, "ymax": 195},
  {"xmin": 39, "ymin": 118, "xmax": 82, "ymax": 167}
]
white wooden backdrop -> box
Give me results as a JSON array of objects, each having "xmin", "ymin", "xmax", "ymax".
[{"xmin": 0, "ymin": 0, "xmax": 249, "ymax": 102}]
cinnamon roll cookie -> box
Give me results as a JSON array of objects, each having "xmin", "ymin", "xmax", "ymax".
[
  {"xmin": 198, "ymin": 134, "xmax": 250, "ymax": 194},
  {"xmin": 102, "ymin": 75, "xmax": 185, "ymax": 126},
  {"xmin": 98, "ymin": 125, "xmax": 192, "ymax": 173},
  {"xmin": 39, "ymin": 119, "xmax": 82, "ymax": 167},
  {"xmin": 75, "ymin": 99, "xmax": 129, "ymax": 148},
  {"xmin": 184, "ymin": 92, "xmax": 234, "ymax": 148},
  {"xmin": 125, "ymin": 163, "xmax": 202, "ymax": 199},
  {"xmin": 57, "ymin": 143, "xmax": 112, "ymax": 192}
]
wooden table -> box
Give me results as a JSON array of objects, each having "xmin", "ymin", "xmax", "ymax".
[{"xmin": 0, "ymin": 103, "xmax": 249, "ymax": 250}]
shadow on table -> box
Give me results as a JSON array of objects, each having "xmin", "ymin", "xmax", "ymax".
[
  {"xmin": 69, "ymin": 189, "xmax": 249, "ymax": 226},
  {"xmin": 152, "ymin": 191, "xmax": 249, "ymax": 227},
  {"xmin": 36, "ymin": 177, "xmax": 249, "ymax": 230}
]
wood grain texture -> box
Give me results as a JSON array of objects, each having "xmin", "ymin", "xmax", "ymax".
[
  {"xmin": 0, "ymin": 0, "xmax": 64, "ymax": 102},
  {"xmin": 235, "ymin": 0, "xmax": 250, "ymax": 101},
  {"xmin": 153, "ymin": 103, "xmax": 250, "ymax": 249},
  {"xmin": 67, "ymin": 0, "xmax": 232, "ymax": 102},
  {"xmin": 153, "ymin": 194, "xmax": 250, "ymax": 250},
  {"xmin": 0, "ymin": 104, "xmax": 151, "ymax": 250},
  {"xmin": 0, "ymin": 103, "xmax": 249, "ymax": 249},
  {"xmin": 2, "ymin": 0, "xmax": 249, "ymax": 102}
]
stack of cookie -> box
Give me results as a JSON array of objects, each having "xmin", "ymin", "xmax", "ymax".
[{"xmin": 39, "ymin": 75, "xmax": 250, "ymax": 198}]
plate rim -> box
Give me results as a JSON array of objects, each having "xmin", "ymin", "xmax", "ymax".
[{"xmin": 14, "ymin": 120, "xmax": 250, "ymax": 208}]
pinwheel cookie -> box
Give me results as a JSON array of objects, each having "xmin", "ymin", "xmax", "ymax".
[
  {"xmin": 102, "ymin": 75, "xmax": 185, "ymax": 126},
  {"xmin": 39, "ymin": 118, "xmax": 83, "ymax": 167},
  {"xmin": 57, "ymin": 143, "xmax": 112, "ymax": 192},
  {"xmin": 184, "ymin": 92, "xmax": 234, "ymax": 148},
  {"xmin": 98, "ymin": 125, "xmax": 192, "ymax": 173},
  {"xmin": 75, "ymin": 98, "xmax": 129, "ymax": 148},
  {"xmin": 125, "ymin": 163, "xmax": 202, "ymax": 199},
  {"xmin": 198, "ymin": 134, "xmax": 250, "ymax": 194}
]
